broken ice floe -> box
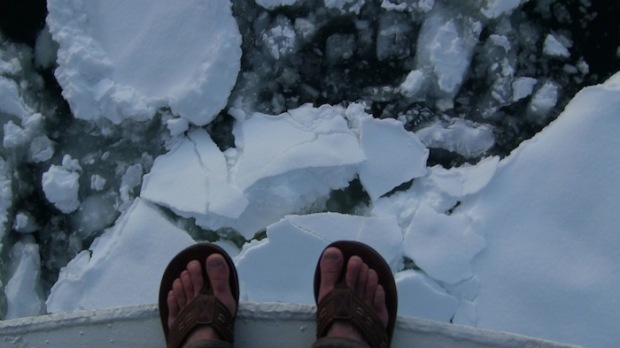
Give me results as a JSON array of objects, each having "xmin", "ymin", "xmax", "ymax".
[
  {"xmin": 46, "ymin": 198, "xmax": 194, "ymax": 312},
  {"xmin": 142, "ymin": 103, "xmax": 430, "ymax": 238},
  {"xmin": 46, "ymin": 0, "xmax": 242, "ymax": 126}
]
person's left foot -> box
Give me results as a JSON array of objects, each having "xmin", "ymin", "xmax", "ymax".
[{"xmin": 166, "ymin": 253, "xmax": 236, "ymax": 346}]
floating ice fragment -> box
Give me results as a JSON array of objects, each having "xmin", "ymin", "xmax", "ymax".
[
  {"xmin": 4, "ymin": 237, "xmax": 44, "ymax": 319},
  {"xmin": 41, "ymin": 165, "xmax": 80, "ymax": 213},
  {"xmin": 481, "ymin": 0, "xmax": 525, "ymax": 19},
  {"xmin": 415, "ymin": 118, "xmax": 495, "ymax": 157},
  {"xmin": 0, "ymin": 77, "xmax": 32, "ymax": 118},
  {"xmin": 324, "ymin": 0, "xmax": 365, "ymax": 14},
  {"xmin": 47, "ymin": 0, "xmax": 242, "ymax": 126},
  {"xmin": 512, "ymin": 77, "xmax": 537, "ymax": 102},
  {"xmin": 28, "ymin": 135, "xmax": 54, "ymax": 163},
  {"xmin": 400, "ymin": 70, "xmax": 426, "ymax": 98},
  {"xmin": 543, "ymin": 34, "xmax": 570, "ymax": 58},
  {"xmin": 358, "ymin": 117, "xmax": 428, "ymax": 200},
  {"xmin": 527, "ymin": 81, "xmax": 559, "ymax": 121},
  {"xmin": 416, "ymin": 6, "xmax": 481, "ymax": 109},
  {"xmin": 13, "ymin": 211, "xmax": 39, "ymax": 234}
]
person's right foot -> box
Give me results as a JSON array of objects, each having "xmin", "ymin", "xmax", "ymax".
[
  {"xmin": 317, "ymin": 247, "xmax": 389, "ymax": 344},
  {"xmin": 166, "ymin": 253, "xmax": 236, "ymax": 346}
]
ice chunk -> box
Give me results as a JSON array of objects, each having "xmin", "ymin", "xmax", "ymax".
[
  {"xmin": 236, "ymin": 213, "xmax": 403, "ymax": 303},
  {"xmin": 47, "ymin": 0, "xmax": 242, "ymax": 126},
  {"xmin": 46, "ymin": 198, "xmax": 195, "ymax": 312},
  {"xmin": 415, "ymin": 6, "xmax": 481, "ymax": 109},
  {"xmin": 543, "ymin": 33, "xmax": 570, "ymax": 58},
  {"xmin": 481, "ymin": 0, "xmax": 525, "ymax": 19},
  {"xmin": 395, "ymin": 270, "xmax": 459, "ymax": 321},
  {"xmin": 511, "ymin": 77, "xmax": 537, "ymax": 102},
  {"xmin": 427, "ymin": 156, "xmax": 500, "ymax": 197},
  {"xmin": 262, "ymin": 17, "xmax": 297, "ymax": 60},
  {"xmin": 324, "ymin": 0, "xmax": 365, "ymax": 14},
  {"xmin": 13, "ymin": 211, "xmax": 39, "ymax": 234},
  {"xmin": 28, "ymin": 135, "xmax": 54, "ymax": 163},
  {"xmin": 141, "ymin": 129, "xmax": 248, "ymax": 220},
  {"xmin": 0, "ymin": 77, "xmax": 32, "ymax": 119},
  {"xmin": 41, "ymin": 165, "xmax": 80, "ymax": 213},
  {"xmin": 415, "ymin": 118, "xmax": 495, "ymax": 157},
  {"xmin": 404, "ymin": 203, "xmax": 485, "ymax": 284},
  {"xmin": 400, "ymin": 70, "xmax": 426, "ymax": 98},
  {"xmin": 4, "ymin": 237, "xmax": 44, "ymax": 319},
  {"xmin": 452, "ymin": 73, "xmax": 620, "ymax": 347},
  {"xmin": 187, "ymin": 105, "xmax": 365, "ymax": 237},
  {"xmin": 527, "ymin": 81, "xmax": 559, "ymax": 121},
  {"xmin": 357, "ymin": 116, "xmax": 428, "ymax": 200}
]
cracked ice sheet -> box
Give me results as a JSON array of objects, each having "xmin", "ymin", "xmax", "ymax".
[
  {"xmin": 451, "ymin": 73, "xmax": 620, "ymax": 347},
  {"xmin": 47, "ymin": 0, "xmax": 241, "ymax": 125},
  {"xmin": 46, "ymin": 198, "xmax": 194, "ymax": 312},
  {"xmin": 372, "ymin": 156, "xmax": 499, "ymax": 230},
  {"xmin": 140, "ymin": 129, "xmax": 247, "ymax": 219},
  {"xmin": 235, "ymin": 213, "xmax": 403, "ymax": 304},
  {"xmin": 192, "ymin": 105, "xmax": 365, "ymax": 238},
  {"xmin": 395, "ymin": 270, "xmax": 458, "ymax": 322},
  {"xmin": 404, "ymin": 203, "xmax": 485, "ymax": 285}
]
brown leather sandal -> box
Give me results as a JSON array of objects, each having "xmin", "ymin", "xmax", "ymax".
[
  {"xmin": 159, "ymin": 243, "xmax": 239, "ymax": 348},
  {"xmin": 313, "ymin": 241, "xmax": 398, "ymax": 348}
]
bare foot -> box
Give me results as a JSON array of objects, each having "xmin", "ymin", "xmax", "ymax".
[
  {"xmin": 166, "ymin": 254, "xmax": 236, "ymax": 346},
  {"xmin": 317, "ymin": 247, "xmax": 389, "ymax": 345}
]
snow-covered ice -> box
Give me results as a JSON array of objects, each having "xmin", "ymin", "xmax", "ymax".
[
  {"xmin": 46, "ymin": 0, "xmax": 242, "ymax": 126},
  {"xmin": 451, "ymin": 73, "xmax": 620, "ymax": 347},
  {"xmin": 46, "ymin": 198, "xmax": 195, "ymax": 312}
]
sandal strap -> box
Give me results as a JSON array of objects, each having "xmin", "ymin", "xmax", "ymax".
[
  {"xmin": 168, "ymin": 294, "xmax": 235, "ymax": 348},
  {"xmin": 316, "ymin": 285, "xmax": 388, "ymax": 348}
]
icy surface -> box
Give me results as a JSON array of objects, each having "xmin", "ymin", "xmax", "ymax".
[
  {"xmin": 41, "ymin": 165, "xmax": 80, "ymax": 213},
  {"xmin": 415, "ymin": 5, "xmax": 481, "ymax": 109},
  {"xmin": 4, "ymin": 238, "xmax": 44, "ymax": 319},
  {"xmin": 46, "ymin": 198, "xmax": 195, "ymax": 312},
  {"xmin": 46, "ymin": 0, "xmax": 242, "ymax": 126},
  {"xmin": 357, "ymin": 115, "xmax": 428, "ymax": 200},
  {"xmin": 236, "ymin": 213, "xmax": 403, "ymax": 303},
  {"xmin": 452, "ymin": 73, "xmax": 620, "ymax": 347}
]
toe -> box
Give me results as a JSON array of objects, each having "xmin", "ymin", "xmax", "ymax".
[
  {"xmin": 373, "ymin": 284, "xmax": 389, "ymax": 328},
  {"xmin": 318, "ymin": 247, "xmax": 344, "ymax": 302},
  {"xmin": 356, "ymin": 263, "xmax": 369, "ymax": 296},
  {"xmin": 181, "ymin": 270, "xmax": 195, "ymax": 301},
  {"xmin": 172, "ymin": 278, "xmax": 186, "ymax": 308},
  {"xmin": 206, "ymin": 253, "xmax": 236, "ymax": 314},
  {"xmin": 345, "ymin": 256, "xmax": 363, "ymax": 291},
  {"xmin": 167, "ymin": 290, "xmax": 179, "ymax": 328},
  {"xmin": 187, "ymin": 260, "xmax": 204, "ymax": 296},
  {"xmin": 365, "ymin": 269, "xmax": 378, "ymax": 303}
]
